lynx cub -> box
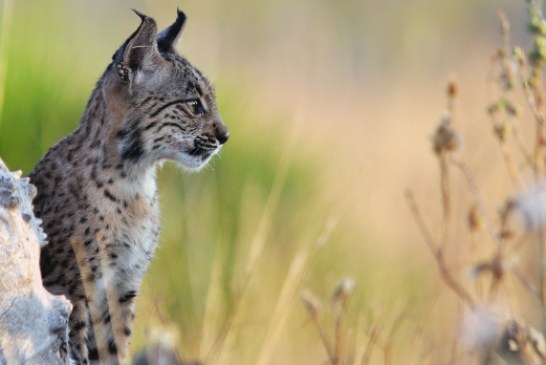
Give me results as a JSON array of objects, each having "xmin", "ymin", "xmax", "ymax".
[{"xmin": 30, "ymin": 9, "xmax": 228, "ymax": 364}]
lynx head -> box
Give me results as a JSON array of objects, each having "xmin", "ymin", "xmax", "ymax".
[{"xmin": 104, "ymin": 9, "xmax": 228, "ymax": 171}]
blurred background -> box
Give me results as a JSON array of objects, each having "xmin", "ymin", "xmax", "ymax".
[{"xmin": 0, "ymin": 0, "xmax": 537, "ymax": 363}]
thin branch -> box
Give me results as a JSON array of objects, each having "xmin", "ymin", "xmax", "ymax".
[
  {"xmin": 512, "ymin": 266, "xmax": 540, "ymax": 299},
  {"xmin": 439, "ymin": 154, "xmax": 451, "ymax": 247},
  {"xmin": 451, "ymin": 160, "xmax": 502, "ymax": 248},
  {"xmin": 333, "ymin": 302, "xmax": 346, "ymax": 365},
  {"xmin": 406, "ymin": 191, "xmax": 476, "ymax": 310}
]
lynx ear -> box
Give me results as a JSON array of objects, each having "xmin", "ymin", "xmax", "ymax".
[
  {"xmin": 122, "ymin": 10, "xmax": 162, "ymax": 70},
  {"xmin": 157, "ymin": 8, "xmax": 186, "ymax": 53}
]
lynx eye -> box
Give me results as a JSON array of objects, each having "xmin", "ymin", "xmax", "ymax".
[{"xmin": 185, "ymin": 99, "xmax": 205, "ymax": 116}]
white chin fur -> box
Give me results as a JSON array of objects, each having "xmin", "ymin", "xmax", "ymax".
[{"xmin": 174, "ymin": 150, "xmax": 217, "ymax": 171}]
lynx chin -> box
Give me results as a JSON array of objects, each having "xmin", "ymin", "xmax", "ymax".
[{"xmin": 30, "ymin": 9, "xmax": 228, "ymax": 365}]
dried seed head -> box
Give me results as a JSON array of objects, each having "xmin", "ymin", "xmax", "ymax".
[
  {"xmin": 493, "ymin": 48, "xmax": 505, "ymax": 61},
  {"xmin": 473, "ymin": 255, "xmax": 509, "ymax": 282},
  {"xmin": 530, "ymin": 36, "xmax": 546, "ymax": 66},
  {"xmin": 470, "ymin": 261, "xmax": 494, "ymax": 278},
  {"xmin": 447, "ymin": 79, "xmax": 458, "ymax": 99},
  {"xmin": 501, "ymin": 64, "xmax": 516, "ymax": 90},
  {"xmin": 505, "ymin": 100, "xmax": 520, "ymax": 116},
  {"xmin": 432, "ymin": 116, "xmax": 461, "ymax": 155},
  {"xmin": 529, "ymin": 325, "xmax": 546, "ymax": 359},
  {"xmin": 468, "ymin": 203, "xmax": 482, "ymax": 232},
  {"xmin": 499, "ymin": 229, "xmax": 514, "ymax": 240},
  {"xmin": 498, "ymin": 10, "xmax": 510, "ymax": 34},
  {"xmin": 494, "ymin": 122, "xmax": 510, "ymax": 143},
  {"xmin": 331, "ymin": 278, "xmax": 356, "ymax": 305},
  {"xmin": 470, "ymin": 255, "xmax": 511, "ymax": 279},
  {"xmin": 461, "ymin": 308, "xmax": 500, "ymax": 350},
  {"xmin": 514, "ymin": 184, "xmax": 546, "ymax": 231},
  {"xmin": 488, "ymin": 103, "xmax": 500, "ymax": 116},
  {"xmin": 513, "ymin": 47, "xmax": 527, "ymax": 66},
  {"xmin": 499, "ymin": 198, "xmax": 518, "ymax": 238},
  {"xmin": 498, "ymin": 320, "xmax": 546, "ymax": 363},
  {"xmin": 489, "ymin": 98, "xmax": 520, "ymax": 118},
  {"xmin": 301, "ymin": 289, "xmax": 323, "ymax": 321}
]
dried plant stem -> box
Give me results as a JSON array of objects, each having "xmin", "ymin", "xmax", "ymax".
[
  {"xmin": 451, "ymin": 160, "xmax": 502, "ymax": 247},
  {"xmin": 333, "ymin": 306, "xmax": 345, "ymax": 365},
  {"xmin": 499, "ymin": 141, "xmax": 525, "ymax": 191},
  {"xmin": 328, "ymin": 278, "xmax": 356, "ymax": 365},
  {"xmin": 406, "ymin": 191, "xmax": 476, "ymax": 310},
  {"xmin": 533, "ymin": 118, "xmax": 546, "ymax": 178},
  {"xmin": 531, "ymin": 84, "xmax": 546, "ymax": 340},
  {"xmin": 495, "ymin": 11, "xmax": 526, "ymax": 190},
  {"xmin": 206, "ymin": 286, "xmax": 242, "ymax": 365},
  {"xmin": 527, "ymin": 55, "xmax": 546, "ymax": 333},
  {"xmin": 439, "ymin": 154, "xmax": 450, "ymax": 247},
  {"xmin": 498, "ymin": 10, "xmax": 510, "ymax": 50},
  {"xmin": 449, "ymin": 303, "xmax": 463, "ymax": 365},
  {"xmin": 522, "ymin": 67, "xmax": 546, "ymax": 177},
  {"xmin": 200, "ymin": 237, "xmax": 227, "ymax": 360},
  {"xmin": 538, "ymin": 225, "xmax": 546, "ymax": 334},
  {"xmin": 512, "ymin": 124, "xmax": 534, "ymax": 168},
  {"xmin": 315, "ymin": 317, "xmax": 335, "ymax": 361},
  {"xmin": 384, "ymin": 310, "xmax": 408, "ymax": 365},
  {"xmin": 360, "ymin": 323, "xmax": 381, "ymax": 365},
  {"xmin": 512, "ymin": 71, "xmax": 542, "ymax": 171},
  {"xmin": 254, "ymin": 248, "xmax": 310, "ymax": 365},
  {"xmin": 408, "ymin": 327, "xmax": 428, "ymax": 365}
]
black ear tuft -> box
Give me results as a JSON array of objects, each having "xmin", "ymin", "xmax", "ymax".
[
  {"xmin": 112, "ymin": 10, "xmax": 158, "ymax": 66},
  {"xmin": 132, "ymin": 9, "xmax": 149, "ymax": 22},
  {"xmin": 157, "ymin": 8, "xmax": 186, "ymax": 53}
]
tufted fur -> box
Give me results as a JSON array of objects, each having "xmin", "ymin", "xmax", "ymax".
[{"xmin": 29, "ymin": 9, "xmax": 228, "ymax": 365}]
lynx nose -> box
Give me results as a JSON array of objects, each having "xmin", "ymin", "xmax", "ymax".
[{"xmin": 214, "ymin": 122, "xmax": 229, "ymax": 145}]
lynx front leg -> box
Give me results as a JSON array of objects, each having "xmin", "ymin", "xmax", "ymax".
[
  {"xmin": 84, "ymin": 276, "xmax": 136, "ymax": 365},
  {"xmin": 68, "ymin": 300, "xmax": 90, "ymax": 365},
  {"xmin": 73, "ymin": 244, "xmax": 120, "ymax": 365},
  {"xmin": 101, "ymin": 277, "xmax": 139, "ymax": 363},
  {"xmin": 86, "ymin": 287, "xmax": 121, "ymax": 365}
]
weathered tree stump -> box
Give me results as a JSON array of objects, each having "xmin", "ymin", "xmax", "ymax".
[{"xmin": 0, "ymin": 158, "xmax": 72, "ymax": 365}]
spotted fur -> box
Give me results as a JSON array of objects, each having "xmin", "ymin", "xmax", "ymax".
[{"xmin": 30, "ymin": 10, "xmax": 228, "ymax": 365}]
